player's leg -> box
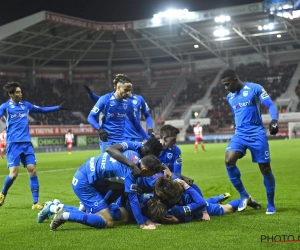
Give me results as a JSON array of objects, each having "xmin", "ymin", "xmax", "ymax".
[
  {"xmin": 200, "ymin": 139, "xmax": 206, "ymax": 152},
  {"xmin": 0, "ymin": 166, "xmax": 20, "ymax": 206},
  {"xmin": 221, "ymin": 200, "xmax": 240, "ymax": 214},
  {"xmin": 205, "ymin": 193, "xmax": 231, "ymax": 204},
  {"xmin": 259, "ymin": 163, "xmax": 275, "ymax": 214},
  {"xmin": 0, "ymin": 143, "xmax": 22, "ymax": 206},
  {"xmin": 194, "ymin": 140, "xmax": 198, "ymax": 152},
  {"xmin": 249, "ymin": 134, "xmax": 275, "ymax": 214}
]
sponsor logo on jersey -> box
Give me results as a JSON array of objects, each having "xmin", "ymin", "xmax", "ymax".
[
  {"xmin": 10, "ymin": 113, "xmax": 27, "ymax": 119},
  {"xmin": 232, "ymin": 100, "xmax": 253, "ymax": 110},
  {"xmin": 107, "ymin": 112, "xmax": 126, "ymax": 118},
  {"xmin": 101, "ymin": 153, "xmax": 108, "ymax": 169},
  {"xmin": 243, "ymin": 91, "xmax": 248, "ymax": 97},
  {"xmin": 91, "ymin": 106, "xmax": 99, "ymax": 113}
]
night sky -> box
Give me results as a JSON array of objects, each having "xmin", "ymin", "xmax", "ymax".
[{"xmin": 1, "ymin": 0, "xmax": 263, "ymax": 25}]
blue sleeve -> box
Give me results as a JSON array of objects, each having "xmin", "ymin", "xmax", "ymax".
[
  {"xmin": 184, "ymin": 187, "xmax": 207, "ymax": 210},
  {"xmin": 262, "ymin": 98, "xmax": 279, "ymax": 120},
  {"xmin": 128, "ymin": 193, "xmax": 146, "ymax": 225},
  {"xmin": 0, "ymin": 103, "xmax": 7, "ymax": 117},
  {"xmin": 27, "ymin": 102, "xmax": 60, "ymax": 113},
  {"xmin": 173, "ymin": 147, "xmax": 182, "ymax": 174},
  {"xmin": 117, "ymin": 141, "xmax": 141, "ymax": 152},
  {"xmin": 140, "ymin": 97, "xmax": 152, "ymax": 129},
  {"xmin": 87, "ymin": 96, "xmax": 106, "ymax": 130},
  {"xmin": 127, "ymin": 109, "xmax": 150, "ymax": 140},
  {"xmin": 88, "ymin": 92, "xmax": 100, "ymax": 103}
]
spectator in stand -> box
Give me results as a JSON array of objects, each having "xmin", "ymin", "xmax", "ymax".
[
  {"xmin": 65, "ymin": 129, "xmax": 74, "ymax": 154},
  {"xmin": 193, "ymin": 122, "xmax": 206, "ymax": 153},
  {"xmin": 0, "ymin": 81, "xmax": 71, "ymax": 210}
]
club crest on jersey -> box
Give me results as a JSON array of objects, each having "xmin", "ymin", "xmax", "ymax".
[
  {"xmin": 20, "ymin": 105, "xmax": 25, "ymax": 110},
  {"xmin": 167, "ymin": 153, "xmax": 173, "ymax": 159},
  {"xmin": 123, "ymin": 103, "xmax": 127, "ymax": 109},
  {"xmin": 243, "ymin": 91, "xmax": 248, "ymax": 97},
  {"xmin": 110, "ymin": 100, "xmax": 116, "ymax": 106},
  {"xmin": 132, "ymin": 100, "xmax": 138, "ymax": 105}
]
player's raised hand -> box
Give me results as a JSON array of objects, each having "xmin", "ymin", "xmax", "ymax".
[
  {"xmin": 269, "ymin": 119, "xmax": 279, "ymax": 135},
  {"xmin": 59, "ymin": 102, "xmax": 72, "ymax": 110},
  {"xmin": 82, "ymin": 83, "xmax": 92, "ymax": 94}
]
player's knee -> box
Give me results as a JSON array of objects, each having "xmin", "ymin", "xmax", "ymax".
[
  {"xmin": 225, "ymin": 157, "xmax": 234, "ymax": 166},
  {"xmin": 105, "ymin": 219, "xmax": 114, "ymax": 228}
]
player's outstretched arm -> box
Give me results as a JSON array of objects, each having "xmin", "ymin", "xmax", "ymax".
[
  {"xmin": 59, "ymin": 102, "xmax": 72, "ymax": 110},
  {"xmin": 83, "ymin": 84, "xmax": 100, "ymax": 102},
  {"xmin": 106, "ymin": 144, "xmax": 141, "ymax": 176}
]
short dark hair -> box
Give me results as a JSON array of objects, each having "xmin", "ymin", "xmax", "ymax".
[
  {"xmin": 154, "ymin": 177, "xmax": 184, "ymax": 202},
  {"xmin": 160, "ymin": 124, "xmax": 179, "ymax": 138},
  {"xmin": 140, "ymin": 155, "xmax": 163, "ymax": 173},
  {"xmin": 113, "ymin": 74, "xmax": 131, "ymax": 86},
  {"xmin": 221, "ymin": 69, "xmax": 236, "ymax": 80},
  {"xmin": 68, "ymin": 129, "xmax": 71, "ymax": 132},
  {"xmin": 146, "ymin": 196, "xmax": 167, "ymax": 220},
  {"xmin": 3, "ymin": 82, "xmax": 21, "ymax": 97},
  {"xmin": 143, "ymin": 136, "xmax": 163, "ymax": 157}
]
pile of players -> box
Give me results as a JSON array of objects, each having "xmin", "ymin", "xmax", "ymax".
[{"xmin": 0, "ymin": 70, "xmax": 278, "ymax": 231}]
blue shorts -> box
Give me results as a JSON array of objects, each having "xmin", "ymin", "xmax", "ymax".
[
  {"xmin": 205, "ymin": 203, "xmax": 224, "ymax": 216},
  {"xmin": 226, "ymin": 134, "xmax": 271, "ymax": 163},
  {"xmin": 72, "ymin": 169, "xmax": 108, "ymax": 214},
  {"xmin": 6, "ymin": 142, "xmax": 36, "ymax": 168}
]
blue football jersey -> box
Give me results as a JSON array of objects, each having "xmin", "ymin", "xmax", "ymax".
[
  {"xmin": 0, "ymin": 100, "xmax": 59, "ymax": 144},
  {"xmin": 124, "ymin": 94, "xmax": 152, "ymax": 140},
  {"xmin": 226, "ymin": 82, "xmax": 271, "ymax": 136},
  {"xmin": 81, "ymin": 150, "xmax": 140, "ymax": 194},
  {"xmin": 159, "ymin": 145, "xmax": 182, "ymax": 174},
  {"xmin": 88, "ymin": 92, "xmax": 149, "ymax": 142}
]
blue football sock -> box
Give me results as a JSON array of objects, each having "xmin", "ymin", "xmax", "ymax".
[
  {"xmin": 30, "ymin": 176, "xmax": 39, "ymax": 203},
  {"xmin": 63, "ymin": 205, "xmax": 84, "ymax": 212},
  {"xmin": 228, "ymin": 199, "xmax": 240, "ymax": 212},
  {"xmin": 263, "ymin": 172, "xmax": 275, "ymax": 206},
  {"xmin": 206, "ymin": 194, "xmax": 225, "ymax": 204},
  {"xmin": 226, "ymin": 166, "xmax": 248, "ymax": 197},
  {"xmin": 1, "ymin": 175, "xmax": 14, "ymax": 195},
  {"xmin": 69, "ymin": 213, "xmax": 106, "ymax": 229}
]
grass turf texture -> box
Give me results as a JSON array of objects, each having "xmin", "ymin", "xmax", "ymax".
[{"xmin": 0, "ymin": 140, "xmax": 299, "ymax": 250}]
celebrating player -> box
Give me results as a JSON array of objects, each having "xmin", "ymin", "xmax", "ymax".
[
  {"xmin": 84, "ymin": 83, "xmax": 153, "ymax": 142},
  {"xmin": 49, "ymin": 153, "xmax": 163, "ymax": 230},
  {"xmin": 220, "ymin": 69, "xmax": 278, "ymax": 214},
  {"xmin": 0, "ymin": 81, "xmax": 71, "ymax": 209},
  {"xmin": 87, "ymin": 74, "xmax": 149, "ymax": 152},
  {"xmin": 65, "ymin": 129, "xmax": 74, "ymax": 154}
]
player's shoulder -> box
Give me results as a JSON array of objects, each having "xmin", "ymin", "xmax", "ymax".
[
  {"xmin": 244, "ymin": 82, "xmax": 263, "ymax": 90},
  {"xmin": 172, "ymin": 144, "xmax": 181, "ymax": 154}
]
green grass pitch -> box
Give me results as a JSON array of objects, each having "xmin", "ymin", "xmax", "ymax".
[{"xmin": 0, "ymin": 140, "xmax": 299, "ymax": 250}]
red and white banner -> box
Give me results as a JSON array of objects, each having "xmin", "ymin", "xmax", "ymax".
[
  {"xmin": 45, "ymin": 12, "xmax": 134, "ymax": 32},
  {"xmin": 152, "ymin": 67, "xmax": 183, "ymax": 78},
  {"xmin": 36, "ymin": 72, "xmax": 66, "ymax": 80},
  {"xmin": 72, "ymin": 72, "xmax": 107, "ymax": 81},
  {"xmin": 29, "ymin": 125, "xmax": 97, "ymax": 136},
  {"xmin": 0, "ymin": 71, "xmax": 27, "ymax": 79}
]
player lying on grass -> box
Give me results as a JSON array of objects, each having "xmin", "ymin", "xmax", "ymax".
[
  {"xmin": 49, "ymin": 153, "xmax": 162, "ymax": 231},
  {"xmin": 152, "ymin": 178, "xmax": 262, "ymax": 223}
]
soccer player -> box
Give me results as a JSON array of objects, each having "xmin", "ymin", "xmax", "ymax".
[
  {"xmin": 49, "ymin": 153, "xmax": 163, "ymax": 230},
  {"xmin": 158, "ymin": 125, "xmax": 182, "ymax": 174},
  {"xmin": 0, "ymin": 129, "xmax": 6, "ymax": 159},
  {"xmin": 65, "ymin": 129, "xmax": 74, "ymax": 154},
  {"xmin": 87, "ymin": 74, "xmax": 149, "ymax": 152},
  {"xmin": 84, "ymin": 83, "xmax": 153, "ymax": 142},
  {"xmin": 0, "ymin": 81, "xmax": 71, "ymax": 209},
  {"xmin": 193, "ymin": 122, "xmax": 206, "ymax": 152},
  {"xmin": 220, "ymin": 69, "xmax": 278, "ymax": 214}
]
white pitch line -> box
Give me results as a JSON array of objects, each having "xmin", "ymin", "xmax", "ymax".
[{"xmin": 0, "ymin": 167, "xmax": 77, "ymax": 178}]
